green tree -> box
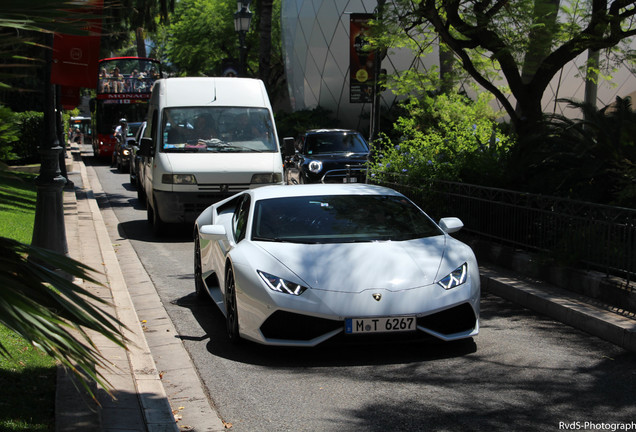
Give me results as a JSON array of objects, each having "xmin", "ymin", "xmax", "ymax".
[
  {"xmin": 100, "ymin": 0, "xmax": 174, "ymax": 57},
  {"xmin": 373, "ymin": 0, "xmax": 636, "ymax": 140},
  {"xmin": 369, "ymin": 91, "xmax": 513, "ymax": 186},
  {"xmin": 163, "ymin": 0, "xmax": 286, "ymax": 100},
  {"xmin": 524, "ymin": 97, "xmax": 636, "ymax": 206},
  {"xmin": 165, "ymin": 0, "xmax": 243, "ymax": 76}
]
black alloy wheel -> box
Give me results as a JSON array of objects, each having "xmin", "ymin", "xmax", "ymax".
[
  {"xmin": 225, "ymin": 267, "xmax": 241, "ymax": 343},
  {"xmin": 194, "ymin": 235, "xmax": 206, "ymax": 299}
]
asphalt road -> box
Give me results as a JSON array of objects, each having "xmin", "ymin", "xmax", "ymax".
[{"xmin": 85, "ymin": 153, "xmax": 636, "ymax": 432}]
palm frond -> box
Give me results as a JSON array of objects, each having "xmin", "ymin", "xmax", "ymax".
[{"xmin": 0, "ymin": 236, "xmax": 130, "ymax": 397}]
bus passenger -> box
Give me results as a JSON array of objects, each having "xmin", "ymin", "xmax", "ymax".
[
  {"xmin": 111, "ymin": 66, "xmax": 123, "ymax": 93},
  {"xmin": 99, "ymin": 67, "xmax": 110, "ymax": 92}
]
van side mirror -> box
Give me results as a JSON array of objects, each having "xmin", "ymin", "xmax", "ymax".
[
  {"xmin": 139, "ymin": 137, "xmax": 154, "ymax": 157},
  {"xmin": 283, "ymin": 137, "xmax": 295, "ymax": 157}
]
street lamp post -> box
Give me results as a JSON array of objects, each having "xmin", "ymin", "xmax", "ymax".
[
  {"xmin": 234, "ymin": 0, "xmax": 252, "ymax": 76},
  {"xmin": 31, "ymin": 33, "xmax": 68, "ymax": 260}
]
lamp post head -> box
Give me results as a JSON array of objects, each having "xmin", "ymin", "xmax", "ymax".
[{"xmin": 234, "ymin": 1, "xmax": 252, "ymax": 33}]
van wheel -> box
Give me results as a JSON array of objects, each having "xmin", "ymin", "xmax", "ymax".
[
  {"xmin": 147, "ymin": 197, "xmax": 165, "ymax": 236},
  {"xmin": 137, "ymin": 186, "xmax": 146, "ymax": 207}
]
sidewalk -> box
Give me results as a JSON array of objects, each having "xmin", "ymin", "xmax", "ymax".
[
  {"xmin": 58, "ymin": 150, "xmax": 225, "ymax": 431},
  {"xmin": 56, "ymin": 149, "xmax": 636, "ymax": 431}
]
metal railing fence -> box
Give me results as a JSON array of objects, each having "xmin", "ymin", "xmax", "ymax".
[{"xmin": 372, "ymin": 177, "xmax": 636, "ymax": 286}]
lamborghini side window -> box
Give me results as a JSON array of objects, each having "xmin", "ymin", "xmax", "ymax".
[{"xmin": 233, "ymin": 195, "xmax": 250, "ymax": 243}]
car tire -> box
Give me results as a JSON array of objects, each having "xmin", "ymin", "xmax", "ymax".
[
  {"xmin": 225, "ymin": 267, "xmax": 241, "ymax": 343},
  {"xmin": 147, "ymin": 196, "xmax": 164, "ymax": 236},
  {"xmin": 194, "ymin": 235, "xmax": 206, "ymax": 299},
  {"xmin": 137, "ymin": 186, "xmax": 146, "ymax": 207}
]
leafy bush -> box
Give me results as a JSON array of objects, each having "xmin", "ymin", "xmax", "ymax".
[
  {"xmin": 519, "ymin": 97, "xmax": 636, "ymax": 207},
  {"xmin": 0, "ymin": 106, "xmax": 19, "ymax": 162},
  {"xmin": 368, "ymin": 92, "xmax": 514, "ymax": 186},
  {"xmin": 11, "ymin": 111, "xmax": 43, "ymax": 164}
]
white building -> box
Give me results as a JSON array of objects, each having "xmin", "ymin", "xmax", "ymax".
[{"xmin": 281, "ymin": 0, "xmax": 636, "ymax": 133}]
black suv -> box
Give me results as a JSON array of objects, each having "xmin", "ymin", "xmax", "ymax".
[{"xmin": 283, "ymin": 129, "xmax": 369, "ymax": 184}]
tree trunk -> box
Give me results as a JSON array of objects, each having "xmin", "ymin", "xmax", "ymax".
[
  {"xmin": 136, "ymin": 27, "xmax": 146, "ymax": 58},
  {"xmin": 584, "ymin": 49, "xmax": 600, "ymax": 111},
  {"xmin": 516, "ymin": 0, "xmax": 560, "ymax": 116},
  {"xmin": 258, "ymin": 0, "xmax": 273, "ymax": 87},
  {"xmin": 439, "ymin": 43, "xmax": 455, "ymax": 93}
]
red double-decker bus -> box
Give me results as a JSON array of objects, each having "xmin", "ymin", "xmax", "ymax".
[{"xmin": 91, "ymin": 57, "xmax": 161, "ymax": 158}]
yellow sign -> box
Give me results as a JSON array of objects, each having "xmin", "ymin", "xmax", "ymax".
[{"xmin": 355, "ymin": 68, "xmax": 369, "ymax": 83}]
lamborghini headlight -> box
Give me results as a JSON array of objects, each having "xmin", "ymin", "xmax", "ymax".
[
  {"xmin": 258, "ymin": 271, "xmax": 307, "ymax": 296},
  {"xmin": 437, "ymin": 263, "xmax": 468, "ymax": 290}
]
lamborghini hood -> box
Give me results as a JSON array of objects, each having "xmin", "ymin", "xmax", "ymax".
[{"xmin": 256, "ymin": 236, "xmax": 449, "ymax": 293}]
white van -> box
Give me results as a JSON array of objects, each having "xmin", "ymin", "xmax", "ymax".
[{"xmin": 138, "ymin": 77, "xmax": 284, "ymax": 234}]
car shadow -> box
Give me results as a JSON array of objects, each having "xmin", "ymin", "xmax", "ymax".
[
  {"xmin": 172, "ymin": 292, "xmax": 477, "ymax": 368},
  {"xmin": 118, "ymin": 219, "xmax": 193, "ymax": 244},
  {"xmin": 92, "ymin": 188, "xmax": 192, "ymax": 243}
]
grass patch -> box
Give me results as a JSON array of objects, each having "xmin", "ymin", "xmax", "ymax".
[
  {"xmin": 0, "ymin": 326, "xmax": 56, "ymax": 431},
  {"xmin": 0, "ymin": 171, "xmax": 37, "ymax": 244},
  {"xmin": 0, "ymin": 169, "xmax": 56, "ymax": 431}
]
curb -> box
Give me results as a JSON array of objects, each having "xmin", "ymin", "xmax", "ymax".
[
  {"xmin": 480, "ymin": 267, "xmax": 636, "ymax": 353},
  {"xmin": 79, "ymin": 158, "xmax": 179, "ymax": 431},
  {"xmin": 79, "ymin": 154, "xmax": 226, "ymax": 431},
  {"xmin": 59, "ymin": 153, "xmax": 179, "ymax": 432}
]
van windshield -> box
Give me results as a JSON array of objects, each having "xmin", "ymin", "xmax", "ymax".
[{"xmin": 161, "ymin": 107, "xmax": 278, "ymax": 153}]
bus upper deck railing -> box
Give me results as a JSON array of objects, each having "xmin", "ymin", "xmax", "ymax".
[
  {"xmin": 97, "ymin": 57, "xmax": 161, "ymax": 95},
  {"xmin": 98, "ymin": 76, "xmax": 156, "ymax": 94}
]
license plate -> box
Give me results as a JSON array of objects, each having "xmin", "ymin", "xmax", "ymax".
[
  {"xmin": 343, "ymin": 177, "xmax": 358, "ymax": 183},
  {"xmin": 345, "ymin": 316, "xmax": 416, "ymax": 334}
]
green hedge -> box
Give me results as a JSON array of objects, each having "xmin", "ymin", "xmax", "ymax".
[
  {"xmin": 0, "ymin": 109, "xmax": 44, "ymax": 165},
  {"xmin": 0, "ymin": 106, "xmax": 19, "ymax": 162},
  {"xmin": 12, "ymin": 111, "xmax": 44, "ymax": 164}
]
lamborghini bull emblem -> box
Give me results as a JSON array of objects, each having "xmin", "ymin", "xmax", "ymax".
[{"xmin": 372, "ymin": 293, "xmax": 382, "ymax": 301}]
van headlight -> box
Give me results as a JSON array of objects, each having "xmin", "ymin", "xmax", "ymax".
[
  {"xmin": 162, "ymin": 174, "xmax": 197, "ymax": 184},
  {"xmin": 251, "ymin": 173, "xmax": 283, "ymax": 184}
]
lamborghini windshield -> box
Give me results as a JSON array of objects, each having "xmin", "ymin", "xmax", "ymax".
[
  {"xmin": 252, "ymin": 194, "xmax": 442, "ymax": 244},
  {"xmin": 161, "ymin": 107, "xmax": 277, "ymax": 153}
]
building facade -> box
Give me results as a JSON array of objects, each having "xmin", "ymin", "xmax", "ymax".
[{"xmin": 281, "ymin": 0, "xmax": 636, "ymax": 134}]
